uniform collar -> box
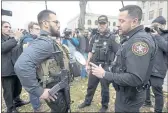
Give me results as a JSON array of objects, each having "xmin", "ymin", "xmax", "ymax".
[
  {"xmin": 120, "ymin": 25, "xmax": 144, "ymax": 44},
  {"xmin": 40, "ymin": 30, "xmax": 51, "ymax": 37},
  {"xmin": 125, "ymin": 25, "xmax": 144, "ymax": 38}
]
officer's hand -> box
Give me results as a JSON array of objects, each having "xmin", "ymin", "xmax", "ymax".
[
  {"xmin": 90, "ymin": 62, "xmax": 105, "ymax": 78},
  {"xmin": 40, "ymin": 88, "xmax": 57, "ymax": 102}
]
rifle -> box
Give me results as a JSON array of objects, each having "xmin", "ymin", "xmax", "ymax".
[
  {"xmin": 48, "ymin": 69, "xmax": 71, "ymax": 112},
  {"xmin": 49, "ymin": 49, "xmax": 72, "ymax": 112}
]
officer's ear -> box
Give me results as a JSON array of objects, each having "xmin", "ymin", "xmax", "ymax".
[
  {"xmin": 131, "ymin": 18, "xmax": 139, "ymax": 28},
  {"xmin": 41, "ymin": 20, "xmax": 49, "ymax": 28}
]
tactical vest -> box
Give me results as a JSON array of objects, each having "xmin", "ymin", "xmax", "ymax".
[
  {"xmin": 36, "ymin": 37, "xmax": 70, "ymax": 88},
  {"xmin": 91, "ymin": 33, "xmax": 114, "ymax": 65}
]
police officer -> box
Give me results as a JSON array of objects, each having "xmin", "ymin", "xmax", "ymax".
[
  {"xmin": 78, "ymin": 15, "xmax": 120, "ymax": 112},
  {"xmin": 14, "ymin": 10, "xmax": 68, "ymax": 112},
  {"xmin": 90, "ymin": 5, "xmax": 157, "ymax": 112},
  {"xmin": 143, "ymin": 16, "xmax": 168, "ymax": 112}
]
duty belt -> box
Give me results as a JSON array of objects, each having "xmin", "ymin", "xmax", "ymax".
[
  {"xmin": 118, "ymin": 84, "xmax": 149, "ymax": 92},
  {"xmin": 136, "ymin": 84, "xmax": 150, "ymax": 92}
]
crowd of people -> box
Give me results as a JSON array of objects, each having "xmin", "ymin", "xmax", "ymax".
[{"xmin": 1, "ymin": 4, "xmax": 168, "ymax": 113}]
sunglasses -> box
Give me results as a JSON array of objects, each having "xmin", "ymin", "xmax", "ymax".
[
  {"xmin": 99, "ymin": 22, "xmax": 107, "ymax": 25},
  {"xmin": 46, "ymin": 20, "xmax": 60, "ymax": 24}
]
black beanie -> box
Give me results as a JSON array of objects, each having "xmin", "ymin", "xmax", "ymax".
[{"xmin": 152, "ymin": 16, "xmax": 166, "ymax": 25}]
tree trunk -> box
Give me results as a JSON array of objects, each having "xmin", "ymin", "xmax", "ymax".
[{"xmin": 78, "ymin": 0, "xmax": 87, "ymax": 31}]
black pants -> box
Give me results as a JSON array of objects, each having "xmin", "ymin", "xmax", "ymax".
[
  {"xmin": 115, "ymin": 88, "xmax": 146, "ymax": 112},
  {"xmin": 145, "ymin": 76, "xmax": 164, "ymax": 112},
  {"xmin": 45, "ymin": 81, "xmax": 68, "ymax": 113},
  {"xmin": 84, "ymin": 72, "xmax": 110, "ymax": 108},
  {"xmin": 1, "ymin": 76, "xmax": 22, "ymax": 110}
]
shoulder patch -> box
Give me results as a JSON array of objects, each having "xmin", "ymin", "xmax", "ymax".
[{"xmin": 132, "ymin": 41, "xmax": 149, "ymax": 56}]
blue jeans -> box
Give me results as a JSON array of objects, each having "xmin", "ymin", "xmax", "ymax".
[
  {"xmin": 80, "ymin": 52, "xmax": 88, "ymax": 78},
  {"xmin": 29, "ymin": 93, "xmax": 41, "ymax": 111}
]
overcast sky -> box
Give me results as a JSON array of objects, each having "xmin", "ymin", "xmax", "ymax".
[{"xmin": 2, "ymin": 1, "xmax": 137, "ymax": 32}]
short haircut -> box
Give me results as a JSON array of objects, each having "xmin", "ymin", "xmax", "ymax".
[
  {"xmin": 37, "ymin": 10, "xmax": 56, "ymax": 26},
  {"xmin": 119, "ymin": 5, "xmax": 142, "ymax": 23},
  {"xmin": 28, "ymin": 22, "xmax": 39, "ymax": 32},
  {"xmin": 2, "ymin": 21, "xmax": 10, "ymax": 26}
]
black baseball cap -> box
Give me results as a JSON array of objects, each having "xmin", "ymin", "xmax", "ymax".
[{"xmin": 98, "ymin": 15, "xmax": 108, "ymax": 24}]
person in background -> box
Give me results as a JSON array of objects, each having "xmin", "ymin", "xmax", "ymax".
[
  {"xmin": 21, "ymin": 22, "xmax": 40, "ymax": 47},
  {"xmin": 78, "ymin": 15, "xmax": 119, "ymax": 112},
  {"xmin": 21, "ymin": 22, "xmax": 43, "ymax": 112},
  {"xmin": 143, "ymin": 16, "xmax": 168, "ymax": 113},
  {"xmin": 78, "ymin": 29, "xmax": 90, "ymax": 78},
  {"xmin": 1, "ymin": 21, "xmax": 29, "ymax": 113},
  {"xmin": 62, "ymin": 28, "xmax": 79, "ymax": 49}
]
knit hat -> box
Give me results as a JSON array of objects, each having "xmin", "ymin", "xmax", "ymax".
[{"xmin": 152, "ymin": 16, "xmax": 166, "ymax": 25}]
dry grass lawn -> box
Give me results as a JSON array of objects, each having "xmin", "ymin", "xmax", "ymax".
[{"xmin": 2, "ymin": 77, "xmax": 168, "ymax": 112}]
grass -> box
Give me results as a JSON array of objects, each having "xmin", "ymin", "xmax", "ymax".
[{"xmin": 2, "ymin": 77, "xmax": 168, "ymax": 112}]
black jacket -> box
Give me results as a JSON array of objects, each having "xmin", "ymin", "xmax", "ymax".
[
  {"xmin": 152, "ymin": 30, "xmax": 168, "ymax": 78},
  {"xmin": 14, "ymin": 30, "xmax": 54, "ymax": 97},
  {"xmin": 103, "ymin": 25, "xmax": 157, "ymax": 111},
  {"xmin": 1, "ymin": 34, "xmax": 17, "ymax": 77},
  {"xmin": 104, "ymin": 25, "xmax": 156, "ymax": 87}
]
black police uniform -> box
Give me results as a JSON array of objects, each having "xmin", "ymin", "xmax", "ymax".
[
  {"xmin": 102, "ymin": 25, "xmax": 157, "ymax": 112},
  {"xmin": 83, "ymin": 30, "xmax": 120, "ymax": 109},
  {"xmin": 14, "ymin": 30, "xmax": 68, "ymax": 112},
  {"xmin": 145, "ymin": 30, "xmax": 168, "ymax": 112}
]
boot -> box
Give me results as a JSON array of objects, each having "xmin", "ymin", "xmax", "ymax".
[
  {"xmin": 98, "ymin": 106, "xmax": 108, "ymax": 112},
  {"xmin": 78, "ymin": 102, "xmax": 90, "ymax": 109},
  {"xmin": 14, "ymin": 97, "xmax": 30, "ymax": 107}
]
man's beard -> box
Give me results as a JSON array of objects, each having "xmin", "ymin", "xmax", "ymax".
[{"xmin": 50, "ymin": 26, "xmax": 60, "ymax": 37}]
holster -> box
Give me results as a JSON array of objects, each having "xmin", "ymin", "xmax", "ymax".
[{"xmin": 112, "ymin": 83, "xmax": 120, "ymax": 91}]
